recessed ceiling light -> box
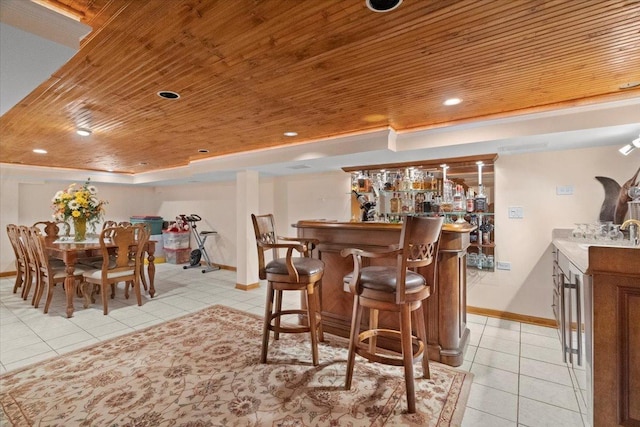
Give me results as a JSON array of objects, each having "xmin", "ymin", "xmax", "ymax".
[
  {"xmin": 443, "ymin": 98, "xmax": 462, "ymax": 106},
  {"xmin": 284, "ymin": 131, "xmax": 298, "ymax": 137},
  {"xmin": 198, "ymin": 149, "xmax": 209, "ymax": 153},
  {"xmin": 76, "ymin": 128, "xmax": 91, "ymax": 136},
  {"xmin": 157, "ymin": 91, "xmax": 180, "ymax": 99},
  {"xmin": 366, "ymin": 0, "xmax": 403, "ymax": 12},
  {"xmin": 33, "ymin": 148, "xmax": 47, "ymax": 154},
  {"xmin": 619, "ymin": 82, "xmax": 640, "ymax": 90}
]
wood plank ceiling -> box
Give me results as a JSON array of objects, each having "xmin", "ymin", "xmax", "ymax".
[{"xmin": 1, "ymin": 0, "xmax": 639, "ymax": 174}]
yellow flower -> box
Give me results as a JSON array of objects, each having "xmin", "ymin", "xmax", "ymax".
[{"xmin": 72, "ymin": 210, "xmax": 81, "ymax": 218}]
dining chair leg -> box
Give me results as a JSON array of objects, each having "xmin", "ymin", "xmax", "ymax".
[
  {"xmin": 101, "ymin": 283, "xmax": 109, "ymax": 315},
  {"xmin": 345, "ymin": 296, "xmax": 363, "ymax": 390},
  {"xmin": 306, "ymin": 284, "xmax": 319, "ymax": 366},
  {"xmin": 400, "ymin": 304, "xmax": 417, "ymax": 414},
  {"xmin": 133, "ymin": 278, "xmax": 142, "ymax": 306},
  {"xmin": 260, "ymin": 283, "xmax": 275, "ymax": 364},
  {"xmin": 12, "ymin": 271, "xmax": 23, "ymax": 294},
  {"xmin": 22, "ymin": 275, "xmax": 34, "ymax": 301},
  {"xmin": 33, "ymin": 277, "xmax": 45, "ymax": 309},
  {"xmin": 43, "ymin": 280, "xmax": 56, "ymax": 314},
  {"xmin": 414, "ymin": 304, "xmax": 430, "ymax": 379}
]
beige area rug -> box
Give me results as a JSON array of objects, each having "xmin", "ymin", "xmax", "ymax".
[{"xmin": 0, "ymin": 305, "xmax": 472, "ymax": 426}]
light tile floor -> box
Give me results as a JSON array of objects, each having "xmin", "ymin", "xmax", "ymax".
[{"xmin": 1, "ymin": 264, "xmax": 586, "ymax": 426}]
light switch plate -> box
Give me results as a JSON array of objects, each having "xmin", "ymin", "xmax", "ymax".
[
  {"xmin": 508, "ymin": 206, "xmax": 524, "ymax": 219},
  {"xmin": 556, "ymin": 185, "xmax": 574, "ymax": 195},
  {"xmin": 496, "ymin": 261, "xmax": 511, "ymax": 270}
]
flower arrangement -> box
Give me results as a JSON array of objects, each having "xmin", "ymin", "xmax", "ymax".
[{"xmin": 51, "ymin": 179, "xmax": 107, "ymax": 224}]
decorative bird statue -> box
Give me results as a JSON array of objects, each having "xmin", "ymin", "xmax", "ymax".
[{"xmin": 596, "ymin": 166, "xmax": 640, "ymax": 224}]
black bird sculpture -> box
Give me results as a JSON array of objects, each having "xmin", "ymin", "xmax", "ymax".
[{"xmin": 596, "ymin": 166, "xmax": 640, "ymax": 224}]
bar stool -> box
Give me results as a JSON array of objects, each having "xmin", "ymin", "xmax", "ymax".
[
  {"xmin": 341, "ymin": 215, "xmax": 443, "ymax": 413},
  {"xmin": 251, "ymin": 213, "xmax": 324, "ymax": 365}
]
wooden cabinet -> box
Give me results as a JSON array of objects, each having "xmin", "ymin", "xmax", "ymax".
[
  {"xmin": 588, "ymin": 246, "xmax": 640, "ymax": 427},
  {"xmin": 295, "ymin": 220, "xmax": 474, "ymax": 367}
]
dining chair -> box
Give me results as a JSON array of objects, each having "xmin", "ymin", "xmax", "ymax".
[
  {"xmin": 251, "ymin": 213, "xmax": 325, "ymax": 365},
  {"xmin": 80, "ymin": 220, "xmax": 151, "ymax": 299},
  {"xmin": 27, "ymin": 226, "xmax": 87, "ymax": 313},
  {"xmin": 81, "ymin": 224, "xmax": 150, "ymax": 315},
  {"xmin": 18, "ymin": 225, "xmax": 41, "ymax": 303},
  {"xmin": 341, "ymin": 215, "xmax": 443, "ymax": 414},
  {"xmin": 6, "ymin": 224, "xmax": 29, "ymax": 295},
  {"xmin": 33, "ymin": 221, "xmax": 69, "ymax": 268}
]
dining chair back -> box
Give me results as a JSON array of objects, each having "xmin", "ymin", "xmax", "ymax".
[
  {"xmin": 33, "ymin": 221, "xmax": 70, "ymax": 240},
  {"xmin": 341, "ymin": 215, "xmax": 443, "ymax": 414},
  {"xmin": 6, "ymin": 224, "xmax": 29, "ymax": 295},
  {"xmin": 27, "ymin": 226, "xmax": 86, "ymax": 313},
  {"xmin": 82, "ymin": 224, "xmax": 150, "ymax": 314},
  {"xmin": 251, "ymin": 213, "xmax": 325, "ymax": 365}
]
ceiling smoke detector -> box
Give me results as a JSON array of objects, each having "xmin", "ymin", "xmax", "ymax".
[{"xmin": 366, "ymin": 0, "xmax": 403, "ymax": 12}]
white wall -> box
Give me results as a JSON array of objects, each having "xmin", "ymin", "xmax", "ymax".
[
  {"xmin": 2, "ymin": 148, "xmax": 637, "ymax": 322},
  {"xmin": 470, "ymin": 145, "xmax": 639, "ymax": 319},
  {"xmin": 0, "ymin": 178, "xmax": 156, "ymax": 271}
]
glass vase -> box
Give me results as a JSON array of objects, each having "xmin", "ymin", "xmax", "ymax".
[{"xmin": 73, "ymin": 216, "xmax": 87, "ymax": 242}]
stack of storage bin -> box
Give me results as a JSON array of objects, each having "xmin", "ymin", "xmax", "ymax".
[
  {"xmin": 130, "ymin": 216, "xmax": 165, "ymax": 263},
  {"xmin": 163, "ymin": 230, "xmax": 191, "ymax": 264}
]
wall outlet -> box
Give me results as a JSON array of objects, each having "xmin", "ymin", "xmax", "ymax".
[
  {"xmin": 496, "ymin": 261, "xmax": 511, "ymax": 270},
  {"xmin": 556, "ymin": 185, "xmax": 574, "ymax": 195},
  {"xmin": 508, "ymin": 206, "xmax": 524, "ymax": 219}
]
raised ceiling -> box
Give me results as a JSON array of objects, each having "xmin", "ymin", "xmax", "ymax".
[{"xmin": 1, "ymin": 0, "xmax": 639, "ymax": 175}]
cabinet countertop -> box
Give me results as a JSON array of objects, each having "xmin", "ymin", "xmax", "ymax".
[{"xmin": 552, "ymin": 237, "xmax": 639, "ymax": 274}]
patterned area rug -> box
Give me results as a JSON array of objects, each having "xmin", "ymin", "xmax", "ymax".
[{"xmin": 0, "ymin": 305, "xmax": 472, "ymax": 426}]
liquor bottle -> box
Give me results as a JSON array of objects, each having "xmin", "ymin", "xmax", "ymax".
[
  {"xmin": 475, "ymin": 185, "xmax": 487, "ymax": 213},
  {"xmin": 453, "ymin": 185, "xmax": 464, "ymax": 211},
  {"xmin": 390, "ymin": 192, "xmax": 399, "ymax": 213},
  {"xmin": 466, "ymin": 188, "xmax": 475, "ymax": 213},
  {"xmin": 401, "ymin": 168, "xmax": 412, "ymax": 191}
]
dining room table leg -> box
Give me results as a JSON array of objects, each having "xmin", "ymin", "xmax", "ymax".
[{"xmin": 64, "ymin": 263, "xmax": 77, "ymax": 318}]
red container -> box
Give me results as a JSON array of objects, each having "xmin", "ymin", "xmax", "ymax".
[{"xmin": 165, "ymin": 248, "xmax": 191, "ymax": 264}]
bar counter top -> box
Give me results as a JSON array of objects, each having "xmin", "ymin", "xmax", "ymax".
[{"xmin": 294, "ymin": 219, "xmax": 476, "ymax": 233}]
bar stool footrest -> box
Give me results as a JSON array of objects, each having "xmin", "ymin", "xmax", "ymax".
[
  {"xmin": 356, "ymin": 329, "xmax": 425, "ymax": 366},
  {"xmin": 268, "ymin": 309, "xmax": 312, "ymax": 334}
]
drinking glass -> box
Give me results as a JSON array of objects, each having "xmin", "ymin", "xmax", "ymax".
[
  {"xmin": 595, "ymin": 222, "xmax": 611, "ymax": 241},
  {"xmin": 584, "ymin": 224, "xmax": 596, "ymax": 242},
  {"xmin": 571, "ymin": 223, "xmax": 585, "ymax": 240},
  {"xmin": 608, "ymin": 224, "xmax": 624, "ymax": 241}
]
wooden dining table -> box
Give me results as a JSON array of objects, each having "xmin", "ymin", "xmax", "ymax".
[{"xmin": 45, "ymin": 238, "xmax": 157, "ymax": 317}]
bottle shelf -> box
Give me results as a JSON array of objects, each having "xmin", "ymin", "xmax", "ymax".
[{"xmin": 470, "ymin": 242, "xmax": 496, "ymax": 248}]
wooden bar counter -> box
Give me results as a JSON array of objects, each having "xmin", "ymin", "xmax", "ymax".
[{"xmin": 295, "ymin": 219, "xmax": 474, "ymax": 367}]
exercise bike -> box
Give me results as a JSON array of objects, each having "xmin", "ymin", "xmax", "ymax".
[{"xmin": 180, "ymin": 214, "xmax": 220, "ymax": 273}]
